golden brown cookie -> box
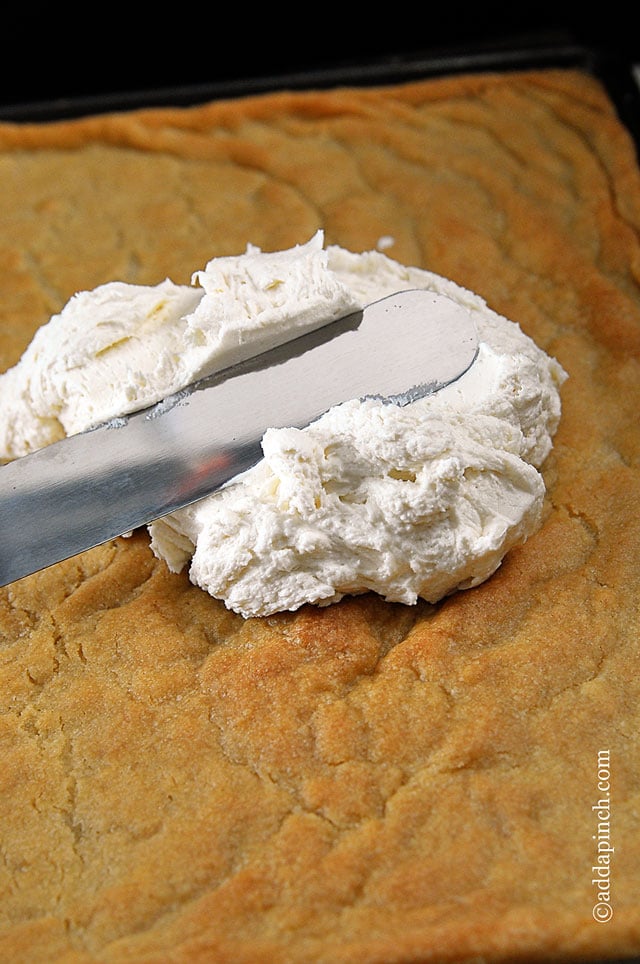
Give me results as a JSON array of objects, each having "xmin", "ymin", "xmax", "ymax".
[{"xmin": 1, "ymin": 69, "xmax": 639, "ymax": 962}]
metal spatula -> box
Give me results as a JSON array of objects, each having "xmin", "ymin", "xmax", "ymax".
[{"xmin": 0, "ymin": 289, "xmax": 479, "ymax": 586}]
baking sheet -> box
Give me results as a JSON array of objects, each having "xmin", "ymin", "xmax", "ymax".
[{"xmin": 1, "ymin": 36, "xmax": 639, "ymax": 160}]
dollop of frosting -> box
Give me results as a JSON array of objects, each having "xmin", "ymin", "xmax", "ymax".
[
  {"xmin": 0, "ymin": 233, "xmax": 358, "ymax": 458},
  {"xmin": 0, "ymin": 232, "xmax": 566, "ymax": 616}
]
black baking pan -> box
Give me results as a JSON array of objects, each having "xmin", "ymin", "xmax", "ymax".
[{"xmin": 1, "ymin": 31, "xmax": 639, "ymax": 162}]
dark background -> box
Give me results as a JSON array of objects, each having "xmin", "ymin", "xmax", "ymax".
[{"xmin": 1, "ymin": 5, "xmax": 638, "ymax": 117}]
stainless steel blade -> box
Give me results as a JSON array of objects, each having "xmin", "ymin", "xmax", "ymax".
[{"xmin": 0, "ymin": 289, "xmax": 479, "ymax": 586}]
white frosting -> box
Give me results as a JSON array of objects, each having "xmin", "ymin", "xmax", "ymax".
[
  {"xmin": 0, "ymin": 234, "xmax": 358, "ymax": 458},
  {"xmin": 0, "ymin": 232, "xmax": 566, "ymax": 617}
]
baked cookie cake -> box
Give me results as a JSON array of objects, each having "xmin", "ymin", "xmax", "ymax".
[{"xmin": 0, "ymin": 66, "xmax": 639, "ymax": 962}]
